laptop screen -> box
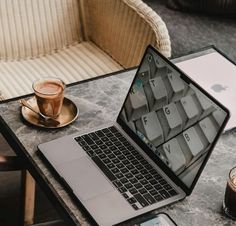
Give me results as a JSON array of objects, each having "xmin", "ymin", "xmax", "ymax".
[{"xmin": 118, "ymin": 46, "xmax": 228, "ymax": 188}]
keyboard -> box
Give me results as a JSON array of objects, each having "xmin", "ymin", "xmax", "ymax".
[
  {"xmin": 74, "ymin": 126, "xmax": 177, "ymax": 210},
  {"xmin": 122, "ymin": 52, "xmax": 225, "ymax": 175}
]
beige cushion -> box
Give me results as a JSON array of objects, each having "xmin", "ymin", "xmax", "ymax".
[{"xmin": 0, "ymin": 42, "xmax": 122, "ymax": 99}]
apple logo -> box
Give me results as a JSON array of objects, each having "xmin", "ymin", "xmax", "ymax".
[{"xmin": 211, "ymin": 84, "xmax": 228, "ymax": 93}]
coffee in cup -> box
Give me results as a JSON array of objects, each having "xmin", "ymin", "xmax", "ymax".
[
  {"xmin": 223, "ymin": 166, "xmax": 236, "ymax": 220},
  {"xmin": 33, "ymin": 77, "xmax": 65, "ymax": 118}
]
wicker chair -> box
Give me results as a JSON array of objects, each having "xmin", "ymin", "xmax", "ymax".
[{"xmin": 0, "ymin": 0, "xmax": 171, "ymax": 225}]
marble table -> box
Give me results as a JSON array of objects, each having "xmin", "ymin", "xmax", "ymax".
[{"xmin": 0, "ymin": 68, "xmax": 236, "ymax": 226}]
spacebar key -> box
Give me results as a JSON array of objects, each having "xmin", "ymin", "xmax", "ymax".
[{"xmin": 91, "ymin": 156, "xmax": 116, "ymax": 182}]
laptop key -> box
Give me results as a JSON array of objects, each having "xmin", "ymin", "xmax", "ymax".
[
  {"xmin": 118, "ymin": 187, "xmax": 127, "ymax": 193},
  {"xmin": 135, "ymin": 111, "xmax": 164, "ymax": 147},
  {"xmin": 123, "ymin": 193, "xmax": 129, "ymax": 199},
  {"xmin": 145, "ymin": 174, "xmax": 153, "ymax": 180},
  {"xmin": 131, "ymin": 169, "xmax": 139, "ymax": 175},
  {"xmin": 125, "ymin": 84, "xmax": 148, "ymax": 121},
  {"xmin": 117, "ymin": 163, "xmax": 124, "ymax": 169},
  {"xmin": 91, "ymin": 156, "xmax": 116, "ymax": 181},
  {"xmin": 144, "ymin": 77, "xmax": 168, "ymax": 111},
  {"xmin": 159, "ymin": 189, "xmax": 171, "ymax": 199},
  {"xmin": 104, "ymin": 149, "xmax": 112, "ymax": 155},
  {"xmin": 155, "ymin": 66, "xmax": 169, "ymax": 78},
  {"xmin": 87, "ymin": 150, "xmax": 95, "ymax": 157},
  {"xmin": 102, "ymin": 128, "xmax": 110, "ymax": 133},
  {"xmin": 149, "ymin": 189, "xmax": 158, "ymax": 196},
  {"xmin": 113, "ymin": 181, "xmax": 123, "ymax": 188},
  {"xmin": 95, "ymin": 140, "xmax": 103, "ymax": 145},
  {"xmin": 116, "ymin": 173, "xmax": 124, "ymax": 179},
  {"xmin": 168, "ymin": 189, "xmax": 178, "ymax": 196},
  {"xmin": 108, "ymin": 126, "xmax": 118, "ymax": 133},
  {"xmin": 132, "ymin": 204, "xmax": 139, "ymax": 210},
  {"xmin": 182, "ymin": 127, "xmax": 204, "ymax": 158},
  {"xmin": 74, "ymin": 136, "xmax": 83, "ymax": 142},
  {"xmin": 138, "ymin": 188, "xmax": 147, "ymax": 194},
  {"xmin": 121, "ymin": 168, "xmax": 129, "ymax": 174},
  {"xmin": 101, "ymin": 137, "xmax": 109, "ymax": 142},
  {"xmin": 158, "ymin": 138, "xmax": 186, "ymax": 174},
  {"xmin": 107, "ymin": 154, "xmax": 116, "ymax": 159},
  {"xmin": 194, "ymin": 90, "xmax": 215, "ymax": 119},
  {"xmin": 130, "ymin": 178, "xmax": 138, "ymax": 184},
  {"xmin": 120, "ymin": 178, "xmax": 128, "ymax": 184},
  {"xmin": 144, "ymin": 184, "xmax": 153, "ymax": 191},
  {"xmin": 111, "ymin": 168, "xmax": 119, "ymax": 174},
  {"xmin": 125, "ymin": 173, "xmax": 133, "ymax": 179},
  {"xmin": 149, "ymin": 179, "xmax": 158, "ymax": 185},
  {"xmin": 82, "ymin": 135, "xmax": 94, "ymax": 145},
  {"xmin": 95, "ymin": 130, "xmax": 105, "ymax": 137},
  {"xmin": 199, "ymin": 116, "xmax": 218, "ymax": 143},
  {"xmin": 143, "ymin": 193, "xmax": 156, "ymax": 204},
  {"xmin": 82, "ymin": 145, "xmax": 91, "ymax": 151},
  {"xmin": 89, "ymin": 132, "xmax": 99, "ymax": 141},
  {"xmin": 179, "ymin": 94, "xmax": 201, "ymax": 129},
  {"xmin": 140, "ymin": 179, "xmax": 149, "ymax": 185},
  {"xmin": 154, "ymin": 194, "xmax": 164, "ymax": 202},
  {"xmin": 125, "ymin": 183, "xmax": 133, "ymax": 189},
  {"xmin": 99, "ymin": 154, "xmax": 106, "ymax": 159},
  {"xmin": 163, "ymin": 184, "xmax": 172, "ymax": 190},
  {"xmin": 112, "ymin": 158, "xmax": 120, "ymax": 164},
  {"xmin": 157, "ymin": 102, "xmax": 183, "ymax": 140},
  {"xmin": 107, "ymin": 163, "xmax": 115, "ymax": 169},
  {"xmin": 166, "ymin": 71, "xmax": 186, "ymax": 101},
  {"xmin": 134, "ymin": 183, "xmax": 142, "ymax": 189},
  {"xmin": 129, "ymin": 188, "xmax": 138, "ymax": 195},
  {"xmin": 77, "ymin": 140, "xmax": 86, "ymax": 146},
  {"xmin": 134, "ymin": 194, "xmax": 149, "ymax": 207},
  {"xmin": 127, "ymin": 197, "xmax": 137, "ymax": 204},
  {"xmin": 154, "ymin": 184, "xmax": 163, "ymax": 190},
  {"xmin": 212, "ymin": 109, "xmax": 226, "ymax": 127},
  {"xmin": 90, "ymin": 144, "xmax": 99, "ymax": 150}
]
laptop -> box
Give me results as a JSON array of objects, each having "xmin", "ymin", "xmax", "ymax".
[
  {"xmin": 172, "ymin": 46, "xmax": 236, "ymax": 131},
  {"xmin": 38, "ymin": 45, "xmax": 230, "ymax": 226}
]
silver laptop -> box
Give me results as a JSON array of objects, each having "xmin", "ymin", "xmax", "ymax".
[
  {"xmin": 39, "ymin": 45, "xmax": 230, "ymax": 226},
  {"xmin": 173, "ymin": 46, "xmax": 236, "ymax": 131}
]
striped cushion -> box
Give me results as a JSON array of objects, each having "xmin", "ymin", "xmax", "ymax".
[
  {"xmin": 0, "ymin": 0, "xmax": 82, "ymax": 60},
  {"xmin": 0, "ymin": 42, "xmax": 123, "ymax": 99}
]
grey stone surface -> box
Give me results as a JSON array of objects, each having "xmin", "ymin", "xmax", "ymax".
[{"xmin": 0, "ymin": 69, "xmax": 236, "ymax": 226}]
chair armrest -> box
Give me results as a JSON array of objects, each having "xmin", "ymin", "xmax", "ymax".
[
  {"xmin": 0, "ymin": 155, "xmax": 23, "ymax": 171},
  {"xmin": 82, "ymin": 0, "xmax": 171, "ymax": 68}
]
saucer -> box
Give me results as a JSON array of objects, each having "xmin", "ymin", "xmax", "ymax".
[{"xmin": 21, "ymin": 97, "xmax": 79, "ymax": 128}]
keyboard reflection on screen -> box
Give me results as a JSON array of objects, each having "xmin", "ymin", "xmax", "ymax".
[{"xmin": 122, "ymin": 51, "xmax": 225, "ymax": 178}]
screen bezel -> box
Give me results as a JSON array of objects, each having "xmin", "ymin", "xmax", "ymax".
[{"xmin": 116, "ymin": 45, "xmax": 230, "ymax": 195}]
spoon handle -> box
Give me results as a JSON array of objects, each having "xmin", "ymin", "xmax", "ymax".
[
  {"xmin": 20, "ymin": 99, "xmax": 60, "ymax": 126},
  {"xmin": 20, "ymin": 99, "xmax": 40, "ymax": 115}
]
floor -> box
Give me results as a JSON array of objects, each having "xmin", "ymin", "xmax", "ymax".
[
  {"xmin": 0, "ymin": 134, "xmax": 62, "ymax": 226},
  {"xmin": 145, "ymin": 0, "xmax": 236, "ymax": 61}
]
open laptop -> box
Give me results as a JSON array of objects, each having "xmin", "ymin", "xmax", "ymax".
[
  {"xmin": 39, "ymin": 45, "xmax": 230, "ymax": 226},
  {"xmin": 172, "ymin": 46, "xmax": 236, "ymax": 131}
]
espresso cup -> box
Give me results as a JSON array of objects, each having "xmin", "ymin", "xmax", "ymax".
[
  {"xmin": 223, "ymin": 166, "xmax": 236, "ymax": 220},
  {"xmin": 33, "ymin": 77, "xmax": 65, "ymax": 118}
]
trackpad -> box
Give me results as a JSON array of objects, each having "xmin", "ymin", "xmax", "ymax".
[{"xmin": 58, "ymin": 157, "xmax": 114, "ymax": 201}]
